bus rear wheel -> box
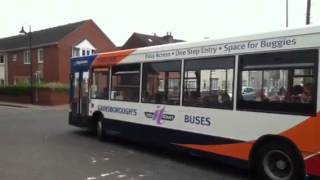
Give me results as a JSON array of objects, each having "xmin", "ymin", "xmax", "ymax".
[{"xmin": 255, "ymin": 141, "xmax": 305, "ymax": 180}]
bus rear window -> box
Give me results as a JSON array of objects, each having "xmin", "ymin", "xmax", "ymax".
[{"xmin": 237, "ymin": 50, "xmax": 318, "ymax": 115}]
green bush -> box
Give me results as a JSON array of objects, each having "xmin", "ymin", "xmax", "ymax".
[
  {"xmin": 36, "ymin": 82, "xmax": 69, "ymax": 92},
  {"xmin": 0, "ymin": 85, "xmax": 32, "ymax": 96},
  {"xmin": 0, "ymin": 83, "xmax": 69, "ymax": 96}
]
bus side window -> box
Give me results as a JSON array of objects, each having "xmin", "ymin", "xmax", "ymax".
[
  {"xmin": 237, "ymin": 49, "xmax": 318, "ymax": 115},
  {"xmin": 111, "ymin": 64, "xmax": 140, "ymax": 102},
  {"xmin": 183, "ymin": 57, "xmax": 235, "ymax": 109},
  {"xmin": 91, "ymin": 69, "xmax": 109, "ymax": 100},
  {"xmin": 142, "ymin": 61, "xmax": 181, "ymax": 105}
]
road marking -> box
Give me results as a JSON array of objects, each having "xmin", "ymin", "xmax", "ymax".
[
  {"xmin": 91, "ymin": 157, "xmax": 97, "ymax": 163},
  {"xmin": 101, "ymin": 170, "xmax": 120, "ymax": 177},
  {"xmin": 117, "ymin": 174, "xmax": 126, "ymax": 178},
  {"xmin": 86, "ymin": 177, "xmax": 97, "ymax": 180}
]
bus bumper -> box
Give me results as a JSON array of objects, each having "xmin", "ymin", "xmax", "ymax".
[
  {"xmin": 68, "ymin": 112, "xmax": 90, "ymax": 128},
  {"xmin": 305, "ymin": 153, "xmax": 320, "ymax": 177}
]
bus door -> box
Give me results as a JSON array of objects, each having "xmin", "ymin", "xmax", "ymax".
[
  {"xmin": 71, "ymin": 72, "xmax": 80, "ymax": 114},
  {"xmin": 71, "ymin": 71, "xmax": 89, "ymax": 117},
  {"xmin": 80, "ymin": 71, "xmax": 89, "ymax": 116}
]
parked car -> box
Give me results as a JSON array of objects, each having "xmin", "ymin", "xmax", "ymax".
[{"xmin": 241, "ymin": 86, "xmax": 256, "ymax": 101}]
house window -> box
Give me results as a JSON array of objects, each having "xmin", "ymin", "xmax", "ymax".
[
  {"xmin": 24, "ymin": 50, "xmax": 31, "ymax": 64},
  {"xmin": 72, "ymin": 39, "xmax": 96, "ymax": 57},
  {"xmin": 0, "ymin": 55, "xmax": 4, "ymax": 64},
  {"xmin": 73, "ymin": 48, "xmax": 95, "ymax": 57},
  {"xmin": 72, "ymin": 48, "xmax": 80, "ymax": 57},
  {"xmin": 12, "ymin": 54, "xmax": 17, "ymax": 61},
  {"xmin": 37, "ymin": 48, "xmax": 44, "ymax": 63},
  {"xmin": 0, "ymin": 79, "xmax": 4, "ymax": 86}
]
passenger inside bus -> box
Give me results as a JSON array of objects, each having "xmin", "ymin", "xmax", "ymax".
[
  {"xmin": 248, "ymin": 84, "xmax": 313, "ymax": 104},
  {"xmin": 289, "ymin": 84, "xmax": 313, "ymax": 103},
  {"xmin": 301, "ymin": 83, "xmax": 313, "ymax": 103},
  {"xmin": 183, "ymin": 90, "xmax": 232, "ymax": 108}
]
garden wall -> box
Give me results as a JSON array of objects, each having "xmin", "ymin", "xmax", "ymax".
[{"xmin": 0, "ymin": 89, "xmax": 69, "ymax": 105}]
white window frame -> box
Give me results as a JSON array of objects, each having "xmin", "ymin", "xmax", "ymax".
[
  {"xmin": 72, "ymin": 47, "xmax": 80, "ymax": 57},
  {"xmin": 0, "ymin": 55, "xmax": 4, "ymax": 64},
  {"xmin": 37, "ymin": 48, "xmax": 44, "ymax": 63},
  {"xmin": 72, "ymin": 39, "xmax": 96, "ymax": 57},
  {"xmin": 24, "ymin": 50, "xmax": 31, "ymax": 64}
]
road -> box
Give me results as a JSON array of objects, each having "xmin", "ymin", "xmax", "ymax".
[{"xmin": 0, "ymin": 105, "xmax": 252, "ymax": 180}]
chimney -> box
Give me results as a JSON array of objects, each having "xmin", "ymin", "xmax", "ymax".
[{"xmin": 163, "ymin": 32, "xmax": 174, "ymax": 43}]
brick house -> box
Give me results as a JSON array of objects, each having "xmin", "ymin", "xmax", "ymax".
[
  {"xmin": 121, "ymin": 32, "xmax": 184, "ymax": 50},
  {"xmin": 0, "ymin": 19, "xmax": 116, "ymax": 85}
]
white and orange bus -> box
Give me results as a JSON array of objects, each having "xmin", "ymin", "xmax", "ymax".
[{"xmin": 69, "ymin": 26, "xmax": 320, "ymax": 180}]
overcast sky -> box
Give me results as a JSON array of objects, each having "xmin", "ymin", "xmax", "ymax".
[{"xmin": 1, "ymin": 0, "xmax": 320, "ymax": 46}]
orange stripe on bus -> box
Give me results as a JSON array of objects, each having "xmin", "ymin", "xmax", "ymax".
[
  {"xmin": 177, "ymin": 113, "xmax": 320, "ymax": 161},
  {"xmin": 93, "ymin": 49, "xmax": 136, "ymax": 67},
  {"xmin": 280, "ymin": 113, "xmax": 320, "ymax": 153}
]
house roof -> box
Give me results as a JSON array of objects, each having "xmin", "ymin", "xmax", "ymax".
[
  {"xmin": 0, "ymin": 20, "xmax": 90, "ymax": 51},
  {"xmin": 134, "ymin": 32, "xmax": 184, "ymax": 44},
  {"xmin": 121, "ymin": 32, "xmax": 184, "ymax": 50}
]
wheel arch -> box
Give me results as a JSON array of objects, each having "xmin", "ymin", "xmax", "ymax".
[
  {"xmin": 89, "ymin": 111, "xmax": 104, "ymax": 132},
  {"xmin": 249, "ymin": 134, "xmax": 304, "ymax": 170},
  {"xmin": 92, "ymin": 111, "xmax": 104, "ymax": 122}
]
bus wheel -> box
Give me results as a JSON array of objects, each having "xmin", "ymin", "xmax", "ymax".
[
  {"xmin": 256, "ymin": 141, "xmax": 305, "ymax": 180},
  {"xmin": 96, "ymin": 118, "xmax": 106, "ymax": 141}
]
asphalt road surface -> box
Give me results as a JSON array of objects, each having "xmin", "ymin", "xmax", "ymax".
[{"xmin": 0, "ymin": 105, "xmax": 253, "ymax": 180}]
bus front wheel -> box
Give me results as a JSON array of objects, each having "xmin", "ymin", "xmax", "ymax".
[
  {"xmin": 96, "ymin": 118, "xmax": 106, "ymax": 141},
  {"xmin": 255, "ymin": 141, "xmax": 305, "ymax": 180}
]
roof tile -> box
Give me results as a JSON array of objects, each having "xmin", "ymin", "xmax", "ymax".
[{"xmin": 0, "ymin": 20, "xmax": 90, "ymax": 50}]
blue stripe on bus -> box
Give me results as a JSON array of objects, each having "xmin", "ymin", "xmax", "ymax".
[
  {"xmin": 70, "ymin": 55, "xmax": 97, "ymax": 73},
  {"xmin": 102, "ymin": 118, "xmax": 241, "ymax": 146}
]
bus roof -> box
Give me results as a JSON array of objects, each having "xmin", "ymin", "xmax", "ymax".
[
  {"xmin": 88, "ymin": 25, "xmax": 320, "ymax": 67},
  {"xmin": 133, "ymin": 24, "xmax": 320, "ymax": 52}
]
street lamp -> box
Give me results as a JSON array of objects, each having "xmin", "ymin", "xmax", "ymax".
[
  {"xmin": 286, "ymin": 0, "xmax": 289, "ymax": 27},
  {"xmin": 19, "ymin": 25, "xmax": 33, "ymax": 104}
]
